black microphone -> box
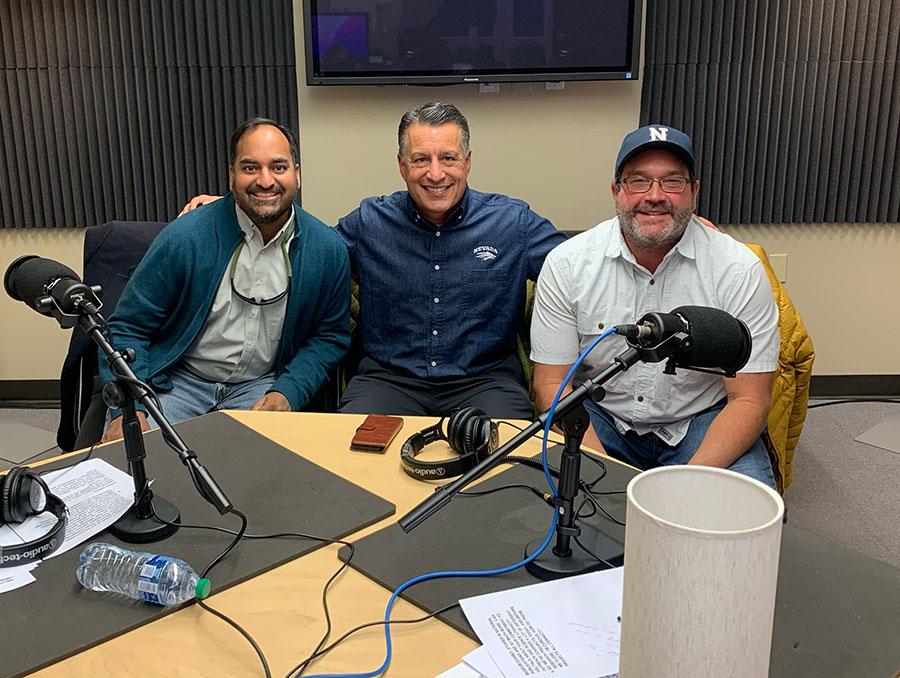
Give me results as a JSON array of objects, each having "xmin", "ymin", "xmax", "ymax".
[
  {"xmin": 615, "ymin": 305, "xmax": 751, "ymax": 374},
  {"xmin": 4, "ymin": 255, "xmax": 101, "ymax": 321},
  {"xmin": 670, "ymin": 305, "xmax": 751, "ymax": 372}
]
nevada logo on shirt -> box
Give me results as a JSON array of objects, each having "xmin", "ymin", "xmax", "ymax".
[{"xmin": 473, "ymin": 245, "xmax": 498, "ymax": 261}]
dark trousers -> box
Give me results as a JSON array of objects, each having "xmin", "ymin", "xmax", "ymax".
[{"xmin": 338, "ymin": 355, "xmax": 535, "ymax": 419}]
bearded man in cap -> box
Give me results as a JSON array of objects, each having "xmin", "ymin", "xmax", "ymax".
[{"xmin": 530, "ymin": 125, "xmax": 779, "ymax": 488}]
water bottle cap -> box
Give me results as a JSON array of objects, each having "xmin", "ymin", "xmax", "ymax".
[{"xmin": 195, "ymin": 578, "xmax": 211, "ymax": 599}]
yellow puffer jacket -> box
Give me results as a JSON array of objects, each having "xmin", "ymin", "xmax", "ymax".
[{"xmin": 744, "ymin": 244, "xmax": 815, "ymax": 493}]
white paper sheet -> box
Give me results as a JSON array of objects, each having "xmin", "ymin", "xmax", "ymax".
[
  {"xmin": 0, "ymin": 525, "xmax": 37, "ymax": 591},
  {"xmin": 435, "ymin": 662, "xmax": 487, "ymax": 678},
  {"xmin": 460, "ymin": 567, "xmax": 624, "ymax": 678},
  {"xmin": 463, "ymin": 646, "xmax": 505, "ymax": 678},
  {"xmin": 0, "ymin": 458, "xmax": 133, "ymax": 591}
]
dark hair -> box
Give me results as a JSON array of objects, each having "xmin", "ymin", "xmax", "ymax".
[
  {"xmin": 229, "ymin": 117, "xmax": 300, "ymax": 166},
  {"xmin": 398, "ymin": 102, "xmax": 470, "ymax": 157}
]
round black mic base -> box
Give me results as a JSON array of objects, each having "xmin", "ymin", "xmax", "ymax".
[
  {"xmin": 109, "ymin": 496, "xmax": 181, "ymax": 544},
  {"xmin": 524, "ymin": 524, "xmax": 624, "ymax": 581}
]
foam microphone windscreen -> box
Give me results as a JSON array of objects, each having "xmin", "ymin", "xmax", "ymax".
[
  {"xmin": 3, "ymin": 255, "xmax": 81, "ymax": 305},
  {"xmin": 671, "ymin": 305, "xmax": 752, "ymax": 372}
]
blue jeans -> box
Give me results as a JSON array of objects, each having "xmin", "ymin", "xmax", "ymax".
[
  {"xmin": 145, "ymin": 363, "xmax": 277, "ymax": 427},
  {"xmin": 584, "ymin": 400, "xmax": 776, "ymax": 489}
]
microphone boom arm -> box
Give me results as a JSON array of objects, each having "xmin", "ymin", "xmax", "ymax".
[{"xmin": 77, "ymin": 304, "xmax": 233, "ymax": 517}]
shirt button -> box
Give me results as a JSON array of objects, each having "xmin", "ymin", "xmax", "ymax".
[
  {"xmin": 431, "ymin": 361, "xmax": 437, "ymax": 367},
  {"xmin": 432, "ymin": 330, "xmax": 438, "ymax": 335},
  {"xmin": 434, "ymin": 264, "xmax": 440, "ymax": 270},
  {"xmin": 649, "ymin": 279, "xmax": 655, "ymax": 285},
  {"xmin": 436, "ymin": 231, "xmax": 441, "ymax": 237},
  {"xmin": 434, "ymin": 297, "xmax": 439, "ymax": 303},
  {"xmin": 637, "ymin": 395, "xmax": 644, "ymax": 402}
]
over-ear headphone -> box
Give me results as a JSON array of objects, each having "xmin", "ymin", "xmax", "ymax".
[
  {"xmin": 400, "ymin": 407, "xmax": 499, "ymax": 480},
  {"xmin": 0, "ymin": 467, "xmax": 68, "ymax": 568}
]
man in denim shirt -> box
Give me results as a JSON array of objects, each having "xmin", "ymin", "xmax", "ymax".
[
  {"xmin": 180, "ymin": 102, "xmax": 565, "ymax": 418},
  {"xmin": 336, "ymin": 102, "xmax": 565, "ymax": 418}
]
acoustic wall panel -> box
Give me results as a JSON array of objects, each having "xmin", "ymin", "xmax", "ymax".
[
  {"xmin": 0, "ymin": 0, "xmax": 297, "ymax": 229},
  {"xmin": 641, "ymin": 0, "xmax": 900, "ymax": 224}
]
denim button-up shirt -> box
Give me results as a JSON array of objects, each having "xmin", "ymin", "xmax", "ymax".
[{"xmin": 336, "ymin": 188, "xmax": 566, "ymax": 378}]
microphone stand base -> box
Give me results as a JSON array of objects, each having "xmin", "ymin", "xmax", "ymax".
[
  {"xmin": 108, "ymin": 496, "xmax": 180, "ymax": 544},
  {"xmin": 524, "ymin": 524, "xmax": 624, "ymax": 581}
]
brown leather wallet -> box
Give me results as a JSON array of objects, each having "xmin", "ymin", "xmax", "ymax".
[{"xmin": 350, "ymin": 414, "xmax": 404, "ymax": 452}]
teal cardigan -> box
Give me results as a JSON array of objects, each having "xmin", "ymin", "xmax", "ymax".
[{"xmin": 99, "ymin": 194, "xmax": 350, "ymax": 413}]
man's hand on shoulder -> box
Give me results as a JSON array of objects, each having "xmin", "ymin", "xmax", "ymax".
[
  {"xmin": 178, "ymin": 194, "xmax": 222, "ymax": 217},
  {"xmin": 251, "ymin": 391, "xmax": 291, "ymax": 412},
  {"xmin": 101, "ymin": 412, "xmax": 151, "ymax": 443}
]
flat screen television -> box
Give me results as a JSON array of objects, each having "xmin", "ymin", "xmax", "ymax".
[{"xmin": 303, "ymin": 0, "xmax": 643, "ymax": 86}]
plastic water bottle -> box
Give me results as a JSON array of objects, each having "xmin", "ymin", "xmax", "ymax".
[{"xmin": 76, "ymin": 542, "xmax": 211, "ymax": 606}]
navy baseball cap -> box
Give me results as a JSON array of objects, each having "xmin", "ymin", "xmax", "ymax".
[{"xmin": 615, "ymin": 125, "xmax": 696, "ymax": 176}]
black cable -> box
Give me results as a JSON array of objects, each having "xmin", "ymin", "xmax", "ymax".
[
  {"xmin": 36, "ymin": 441, "xmax": 99, "ymax": 479},
  {"xmin": 498, "ymin": 420, "xmax": 527, "ymax": 433},
  {"xmin": 487, "ymin": 449, "xmax": 628, "ymax": 526},
  {"xmin": 199, "ymin": 507, "xmax": 248, "ymax": 578},
  {"xmin": 150, "ymin": 505, "xmax": 361, "ymax": 678},
  {"xmin": 808, "ymin": 398, "xmax": 900, "ymax": 409},
  {"xmin": 149, "ymin": 502, "xmax": 272, "ymax": 678},
  {"xmin": 459, "ymin": 482, "xmax": 551, "ymax": 504},
  {"xmin": 573, "ymin": 534, "xmax": 617, "ymax": 569},
  {"xmin": 293, "ymin": 546, "xmax": 355, "ymax": 677},
  {"xmin": 196, "ymin": 598, "xmax": 271, "ymax": 677},
  {"xmin": 578, "ymin": 489, "xmax": 626, "ymax": 527},
  {"xmin": 198, "ymin": 510, "xmax": 274, "ymax": 678},
  {"xmin": 580, "ymin": 449, "xmax": 609, "ymax": 486},
  {"xmin": 285, "ymin": 602, "xmax": 461, "ymax": 678}
]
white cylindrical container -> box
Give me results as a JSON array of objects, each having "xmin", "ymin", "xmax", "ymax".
[{"xmin": 618, "ymin": 466, "xmax": 784, "ymax": 678}]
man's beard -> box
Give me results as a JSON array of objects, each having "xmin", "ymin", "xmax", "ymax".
[
  {"xmin": 235, "ymin": 186, "xmax": 296, "ymax": 226},
  {"xmin": 616, "ymin": 200, "xmax": 693, "ymax": 251}
]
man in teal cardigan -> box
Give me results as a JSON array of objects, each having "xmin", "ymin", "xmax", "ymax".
[{"xmin": 100, "ymin": 119, "xmax": 350, "ymax": 441}]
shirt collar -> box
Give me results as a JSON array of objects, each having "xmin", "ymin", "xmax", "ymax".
[
  {"xmin": 607, "ymin": 214, "xmax": 702, "ymax": 264},
  {"xmin": 405, "ymin": 187, "xmax": 470, "ymax": 230},
  {"xmin": 234, "ymin": 203, "xmax": 296, "ymax": 248}
]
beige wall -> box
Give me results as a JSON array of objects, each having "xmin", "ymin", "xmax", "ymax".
[
  {"xmin": 721, "ymin": 223, "xmax": 900, "ymax": 375},
  {"xmin": 1, "ymin": 229, "xmax": 84, "ymax": 380},
  {"xmin": 296, "ymin": 80, "xmax": 641, "ymax": 229},
  {"xmin": 1, "ymin": 7, "xmax": 897, "ymax": 382}
]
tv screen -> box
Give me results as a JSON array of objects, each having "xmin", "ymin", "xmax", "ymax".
[{"xmin": 304, "ymin": 0, "xmax": 643, "ymax": 85}]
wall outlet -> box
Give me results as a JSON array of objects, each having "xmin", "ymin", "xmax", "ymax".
[
  {"xmin": 479, "ymin": 83, "xmax": 500, "ymax": 93},
  {"xmin": 769, "ymin": 253, "xmax": 788, "ymax": 283},
  {"xmin": 545, "ymin": 81, "xmax": 565, "ymax": 90}
]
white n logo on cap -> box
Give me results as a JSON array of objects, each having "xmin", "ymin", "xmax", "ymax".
[{"xmin": 649, "ymin": 126, "xmax": 669, "ymax": 141}]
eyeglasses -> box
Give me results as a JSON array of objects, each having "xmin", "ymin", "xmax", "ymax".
[
  {"xmin": 617, "ymin": 176, "xmax": 692, "ymax": 194},
  {"xmin": 228, "ymin": 238, "xmax": 292, "ymax": 306}
]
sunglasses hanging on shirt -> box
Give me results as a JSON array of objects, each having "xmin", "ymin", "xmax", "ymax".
[{"xmin": 228, "ymin": 237, "xmax": 292, "ymax": 306}]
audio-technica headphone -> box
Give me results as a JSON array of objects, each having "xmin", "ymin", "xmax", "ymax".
[
  {"xmin": 0, "ymin": 467, "xmax": 68, "ymax": 568},
  {"xmin": 400, "ymin": 407, "xmax": 500, "ymax": 480}
]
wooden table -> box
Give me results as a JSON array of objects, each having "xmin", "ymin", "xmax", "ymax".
[
  {"xmin": 21, "ymin": 410, "xmax": 900, "ymax": 678},
  {"xmin": 29, "ymin": 411, "xmax": 557, "ymax": 678}
]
